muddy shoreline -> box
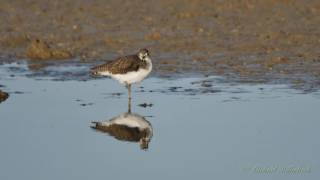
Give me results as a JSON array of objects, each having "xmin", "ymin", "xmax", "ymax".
[{"xmin": 0, "ymin": 0, "xmax": 320, "ymax": 91}]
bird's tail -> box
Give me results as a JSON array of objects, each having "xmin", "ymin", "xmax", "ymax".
[
  {"xmin": 90, "ymin": 121, "xmax": 100, "ymax": 130},
  {"xmin": 90, "ymin": 67, "xmax": 99, "ymax": 76}
]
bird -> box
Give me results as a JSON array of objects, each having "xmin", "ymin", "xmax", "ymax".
[
  {"xmin": 91, "ymin": 112, "xmax": 153, "ymax": 150},
  {"xmin": 91, "ymin": 49, "xmax": 152, "ymax": 106}
]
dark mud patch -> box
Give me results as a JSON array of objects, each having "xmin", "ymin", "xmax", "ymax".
[
  {"xmin": 80, "ymin": 102, "xmax": 94, "ymax": 107},
  {"xmin": 138, "ymin": 103, "xmax": 153, "ymax": 108},
  {"xmin": 0, "ymin": 90, "xmax": 9, "ymax": 103},
  {"xmin": 145, "ymin": 82, "xmax": 223, "ymax": 96},
  {"xmin": 74, "ymin": 99, "xmax": 94, "ymax": 106},
  {"xmin": 101, "ymin": 92, "xmax": 124, "ymax": 99},
  {"xmin": 12, "ymin": 91, "xmax": 25, "ymax": 94},
  {"xmin": 221, "ymin": 97, "xmax": 249, "ymax": 103},
  {"xmin": 168, "ymin": 86, "xmax": 183, "ymax": 92},
  {"xmin": 110, "ymin": 92, "xmax": 124, "ymax": 97}
]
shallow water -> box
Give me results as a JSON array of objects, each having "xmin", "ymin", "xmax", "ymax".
[{"xmin": 0, "ymin": 63, "xmax": 319, "ymax": 180}]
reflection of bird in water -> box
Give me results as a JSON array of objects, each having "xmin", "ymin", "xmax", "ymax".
[
  {"xmin": 91, "ymin": 112, "xmax": 153, "ymax": 150},
  {"xmin": 90, "ymin": 49, "xmax": 152, "ymax": 110}
]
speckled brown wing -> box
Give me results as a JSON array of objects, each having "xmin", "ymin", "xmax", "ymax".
[
  {"xmin": 91, "ymin": 55, "xmax": 145, "ymax": 75},
  {"xmin": 91, "ymin": 123, "xmax": 148, "ymax": 142}
]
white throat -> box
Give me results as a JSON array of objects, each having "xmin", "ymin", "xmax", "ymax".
[{"xmin": 145, "ymin": 56, "xmax": 152, "ymax": 65}]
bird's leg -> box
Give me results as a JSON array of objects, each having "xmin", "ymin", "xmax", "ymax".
[
  {"xmin": 126, "ymin": 84, "xmax": 132, "ymax": 113},
  {"xmin": 128, "ymin": 84, "xmax": 132, "ymax": 100}
]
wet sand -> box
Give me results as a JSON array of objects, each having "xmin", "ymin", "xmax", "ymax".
[{"xmin": 0, "ymin": 0, "xmax": 320, "ymax": 90}]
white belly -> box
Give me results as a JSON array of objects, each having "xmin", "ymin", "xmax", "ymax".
[{"xmin": 111, "ymin": 67, "xmax": 151, "ymax": 84}]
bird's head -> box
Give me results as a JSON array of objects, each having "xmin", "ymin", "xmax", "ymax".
[
  {"xmin": 139, "ymin": 137, "xmax": 150, "ymax": 150},
  {"xmin": 138, "ymin": 48, "xmax": 150, "ymax": 62}
]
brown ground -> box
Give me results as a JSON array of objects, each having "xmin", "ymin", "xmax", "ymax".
[{"xmin": 0, "ymin": 0, "xmax": 320, "ymax": 90}]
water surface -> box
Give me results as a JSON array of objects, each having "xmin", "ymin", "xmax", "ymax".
[{"xmin": 0, "ymin": 63, "xmax": 319, "ymax": 180}]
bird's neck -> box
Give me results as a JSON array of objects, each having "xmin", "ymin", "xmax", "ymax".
[{"xmin": 144, "ymin": 57, "xmax": 152, "ymax": 70}]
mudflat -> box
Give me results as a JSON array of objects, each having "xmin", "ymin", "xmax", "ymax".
[{"xmin": 0, "ymin": 0, "xmax": 320, "ymax": 90}]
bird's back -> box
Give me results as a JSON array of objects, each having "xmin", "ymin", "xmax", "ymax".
[{"xmin": 91, "ymin": 55, "xmax": 146, "ymax": 75}]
